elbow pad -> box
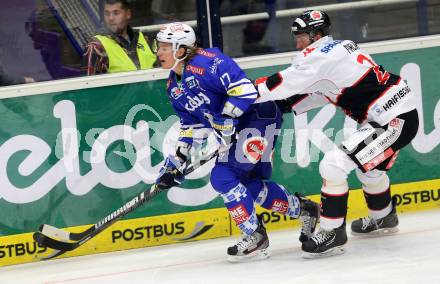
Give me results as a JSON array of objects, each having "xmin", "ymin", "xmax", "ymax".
[{"xmin": 265, "ymin": 73, "xmax": 283, "ymax": 91}]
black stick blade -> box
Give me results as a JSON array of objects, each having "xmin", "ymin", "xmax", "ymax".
[{"xmin": 33, "ymin": 232, "xmax": 77, "ymax": 251}]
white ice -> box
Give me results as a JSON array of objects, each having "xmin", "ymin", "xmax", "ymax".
[{"xmin": 2, "ymin": 209, "xmax": 440, "ymax": 284}]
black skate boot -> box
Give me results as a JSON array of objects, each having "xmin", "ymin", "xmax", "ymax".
[
  {"xmin": 296, "ymin": 193, "xmax": 320, "ymax": 242},
  {"xmin": 227, "ymin": 215, "xmax": 269, "ymax": 262},
  {"xmin": 351, "ymin": 202, "xmax": 399, "ymax": 236},
  {"xmin": 301, "ymin": 223, "xmax": 348, "ymax": 258}
]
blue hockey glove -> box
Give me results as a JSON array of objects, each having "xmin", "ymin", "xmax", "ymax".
[
  {"xmin": 204, "ymin": 113, "xmax": 238, "ymax": 147},
  {"xmin": 156, "ymin": 156, "xmax": 185, "ymax": 190}
]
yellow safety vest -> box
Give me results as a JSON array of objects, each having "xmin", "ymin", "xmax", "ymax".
[{"xmin": 95, "ymin": 33, "xmax": 156, "ymax": 73}]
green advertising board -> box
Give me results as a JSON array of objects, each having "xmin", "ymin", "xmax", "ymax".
[{"xmin": 0, "ymin": 45, "xmax": 439, "ymax": 239}]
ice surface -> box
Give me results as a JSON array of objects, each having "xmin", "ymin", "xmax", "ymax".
[{"xmin": 1, "ymin": 209, "xmax": 439, "ymax": 284}]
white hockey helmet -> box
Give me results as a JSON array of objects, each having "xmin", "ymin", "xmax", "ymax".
[{"xmin": 156, "ymin": 22, "xmax": 196, "ymax": 52}]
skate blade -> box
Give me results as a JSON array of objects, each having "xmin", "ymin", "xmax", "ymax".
[
  {"xmin": 301, "ymin": 246, "xmax": 345, "ymax": 259},
  {"xmin": 227, "ymin": 248, "xmax": 270, "ymax": 263},
  {"xmin": 351, "ymin": 227, "xmax": 399, "ymax": 237}
]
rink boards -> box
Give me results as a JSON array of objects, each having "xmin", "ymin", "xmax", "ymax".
[
  {"xmin": 1, "ymin": 178, "xmax": 440, "ymax": 267},
  {"xmin": 0, "ymin": 35, "xmax": 439, "ymax": 267}
]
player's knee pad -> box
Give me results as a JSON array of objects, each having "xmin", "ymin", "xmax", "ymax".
[
  {"xmin": 355, "ymin": 169, "xmax": 390, "ymax": 194},
  {"xmin": 319, "ymin": 156, "xmax": 349, "ymax": 196}
]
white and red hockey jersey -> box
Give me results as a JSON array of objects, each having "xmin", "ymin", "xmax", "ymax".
[{"xmin": 257, "ymin": 36, "xmax": 416, "ymax": 126}]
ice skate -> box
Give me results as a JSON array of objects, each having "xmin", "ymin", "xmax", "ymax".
[
  {"xmin": 227, "ymin": 215, "xmax": 269, "ymax": 262},
  {"xmin": 296, "ymin": 193, "xmax": 320, "ymax": 242},
  {"xmin": 351, "ymin": 203, "xmax": 399, "ymax": 236},
  {"xmin": 301, "ymin": 223, "xmax": 347, "ymax": 258}
]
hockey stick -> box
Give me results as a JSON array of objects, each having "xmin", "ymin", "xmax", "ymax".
[{"xmin": 34, "ymin": 146, "xmax": 224, "ymax": 259}]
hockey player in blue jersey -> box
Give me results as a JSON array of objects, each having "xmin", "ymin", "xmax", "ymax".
[{"xmin": 154, "ymin": 22, "xmax": 320, "ymax": 262}]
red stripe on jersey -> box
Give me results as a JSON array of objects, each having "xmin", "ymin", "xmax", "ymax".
[
  {"xmin": 320, "ymin": 215, "xmax": 346, "ymax": 220},
  {"xmin": 365, "ymin": 187, "xmax": 390, "ymax": 196},
  {"xmin": 321, "ymin": 190, "xmax": 348, "ymax": 197}
]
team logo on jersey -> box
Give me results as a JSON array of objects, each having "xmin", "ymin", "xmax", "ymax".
[
  {"xmin": 243, "ymin": 137, "xmax": 268, "ymax": 164},
  {"xmin": 184, "ymin": 92, "xmax": 211, "ymax": 111},
  {"xmin": 185, "ymin": 76, "xmax": 199, "ymax": 89},
  {"xmin": 310, "ymin": 11, "xmax": 323, "ymax": 20},
  {"xmin": 171, "ymin": 86, "xmax": 184, "ymax": 99},
  {"xmin": 186, "ymin": 65, "xmax": 205, "ymax": 75}
]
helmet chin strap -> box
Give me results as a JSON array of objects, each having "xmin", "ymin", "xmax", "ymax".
[
  {"xmin": 171, "ymin": 47, "xmax": 189, "ymax": 73},
  {"xmin": 171, "ymin": 58, "xmax": 183, "ymax": 73},
  {"xmin": 308, "ymin": 31, "xmax": 317, "ymax": 43}
]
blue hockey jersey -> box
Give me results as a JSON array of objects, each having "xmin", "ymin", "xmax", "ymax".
[{"xmin": 166, "ymin": 47, "xmax": 258, "ymax": 146}]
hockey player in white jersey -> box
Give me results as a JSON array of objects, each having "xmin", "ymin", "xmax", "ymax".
[{"xmin": 256, "ymin": 10, "xmax": 419, "ymax": 257}]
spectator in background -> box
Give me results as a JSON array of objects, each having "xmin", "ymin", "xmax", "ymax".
[
  {"xmin": 241, "ymin": 0, "xmax": 277, "ymax": 55},
  {"xmin": 82, "ymin": 0, "xmax": 156, "ymax": 75},
  {"xmin": 0, "ymin": 64, "xmax": 35, "ymax": 87},
  {"xmin": 337, "ymin": 0, "xmax": 369, "ymax": 42}
]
